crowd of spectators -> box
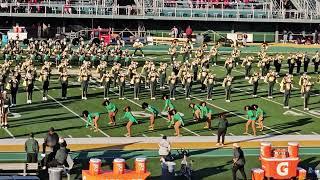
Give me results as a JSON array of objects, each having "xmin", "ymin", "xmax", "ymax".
[{"xmin": 164, "ymin": 0, "xmax": 263, "ymax": 9}]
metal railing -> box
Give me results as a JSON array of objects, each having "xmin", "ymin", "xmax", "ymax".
[{"xmin": 0, "ymin": 2, "xmax": 320, "ymax": 22}]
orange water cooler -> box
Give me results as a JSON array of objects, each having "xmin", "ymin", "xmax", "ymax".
[
  {"xmin": 251, "ymin": 168, "xmax": 265, "ymax": 180},
  {"xmin": 135, "ymin": 157, "xmax": 147, "ymax": 173},
  {"xmin": 113, "ymin": 158, "xmax": 126, "ymax": 174}
]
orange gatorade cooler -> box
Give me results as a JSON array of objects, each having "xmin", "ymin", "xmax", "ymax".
[
  {"xmin": 297, "ymin": 167, "xmax": 306, "ymax": 180},
  {"xmin": 89, "ymin": 158, "xmax": 102, "ymax": 175},
  {"xmin": 288, "ymin": 142, "xmax": 299, "ymax": 158},
  {"xmin": 113, "ymin": 158, "xmax": 125, "ymax": 174},
  {"xmin": 251, "ymin": 168, "xmax": 265, "ymax": 180},
  {"xmin": 260, "ymin": 142, "xmax": 272, "ymax": 158},
  {"xmin": 135, "ymin": 157, "xmax": 147, "ymax": 173}
]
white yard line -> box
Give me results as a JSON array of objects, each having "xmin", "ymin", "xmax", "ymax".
[
  {"xmin": 212, "ymin": 133, "xmax": 217, "ymax": 136},
  {"xmin": 68, "ymin": 135, "xmax": 73, "ymax": 138},
  {"xmin": 142, "ymin": 134, "xmax": 148, "ymax": 137},
  {"xmin": 229, "ymin": 133, "xmax": 235, "ymax": 136},
  {"xmin": 160, "ymin": 134, "xmax": 164, "ymax": 137},
  {"xmin": 4, "ymin": 128, "xmax": 15, "ymax": 139},
  {"xmin": 294, "ymin": 132, "xmax": 302, "ymax": 135},
  {"xmin": 86, "ymin": 135, "xmax": 92, "ymax": 138},
  {"xmin": 34, "ymin": 86, "xmax": 111, "ymax": 137},
  {"xmin": 312, "ymin": 132, "xmax": 319, "ymax": 135}
]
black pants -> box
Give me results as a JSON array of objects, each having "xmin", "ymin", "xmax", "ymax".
[
  {"xmin": 284, "ymin": 90, "xmax": 291, "ymax": 107},
  {"xmin": 217, "ymin": 128, "xmax": 227, "ymax": 144},
  {"xmin": 134, "ymin": 84, "xmax": 140, "ymax": 99},
  {"xmin": 315, "ymin": 63, "xmax": 319, "ymax": 73},
  {"xmin": 11, "ymin": 89, "xmax": 18, "ymax": 104},
  {"xmin": 27, "ymin": 84, "xmax": 34, "ymax": 101},
  {"xmin": 185, "ymin": 83, "xmax": 192, "ymax": 98},
  {"xmin": 253, "ymin": 82, "xmax": 258, "ymax": 95},
  {"xmin": 27, "ymin": 153, "xmax": 38, "ymax": 163},
  {"xmin": 244, "ymin": 66, "xmax": 251, "ymax": 77},
  {"xmin": 268, "ymin": 82, "xmax": 275, "ymax": 97},
  {"xmin": 207, "ymin": 84, "xmax": 213, "ymax": 99},
  {"xmin": 304, "ymin": 63, "xmax": 309, "ymax": 73},
  {"xmin": 104, "ymin": 82, "xmax": 110, "ymax": 99},
  {"xmin": 119, "ymin": 84, "xmax": 125, "ymax": 98},
  {"xmin": 134, "ymin": 48, "xmax": 144, "ymax": 55},
  {"xmin": 296, "ymin": 62, "xmax": 301, "ymax": 74},
  {"xmin": 304, "ymin": 92, "xmax": 310, "ymax": 109},
  {"xmin": 275, "ymin": 64, "xmax": 281, "ymax": 74},
  {"xmin": 159, "ymin": 75, "xmax": 166, "ymax": 88},
  {"xmin": 82, "ymin": 81, "xmax": 89, "ymax": 98},
  {"xmin": 43, "ymin": 81, "xmax": 49, "ymax": 97},
  {"xmin": 289, "ymin": 64, "xmax": 294, "ymax": 74},
  {"xmin": 169, "ymin": 84, "xmax": 176, "ymax": 99},
  {"xmin": 232, "ymin": 164, "xmax": 247, "ymax": 180},
  {"xmin": 150, "ymin": 81, "xmax": 157, "ymax": 98},
  {"xmin": 61, "ymin": 82, "xmax": 68, "ymax": 98}
]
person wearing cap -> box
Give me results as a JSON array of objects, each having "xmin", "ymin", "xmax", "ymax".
[
  {"xmin": 232, "ymin": 143, "xmax": 247, "ymax": 180},
  {"xmin": 25, "ymin": 133, "xmax": 39, "ymax": 163},
  {"xmin": 42, "ymin": 127, "xmax": 59, "ymax": 169}
]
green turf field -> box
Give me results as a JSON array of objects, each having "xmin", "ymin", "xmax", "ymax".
[{"xmin": 1, "ymin": 44, "xmax": 320, "ymax": 139}]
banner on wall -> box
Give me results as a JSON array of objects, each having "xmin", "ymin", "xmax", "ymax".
[{"xmin": 227, "ymin": 33, "xmax": 253, "ymax": 43}]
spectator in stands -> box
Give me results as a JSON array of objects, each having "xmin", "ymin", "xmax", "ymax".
[
  {"xmin": 232, "ymin": 143, "xmax": 247, "ymax": 180},
  {"xmin": 158, "ymin": 135, "xmax": 171, "ymax": 159},
  {"xmin": 42, "ymin": 127, "xmax": 59, "ymax": 169},
  {"xmin": 186, "ymin": 25, "xmax": 193, "ymax": 39},
  {"xmin": 170, "ymin": 26, "xmax": 178, "ymax": 38},
  {"xmin": 25, "ymin": 133, "xmax": 39, "ymax": 163},
  {"xmin": 47, "ymin": 138, "xmax": 69, "ymax": 168}
]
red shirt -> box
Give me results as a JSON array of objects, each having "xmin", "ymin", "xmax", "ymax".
[{"xmin": 186, "ymin": 27, "xmax": 192, "ymax": 36}]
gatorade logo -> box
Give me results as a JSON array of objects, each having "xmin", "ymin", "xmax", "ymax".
[{"xmin": 276, "ymin": 162, "xmax": 289, "ymax": 176}]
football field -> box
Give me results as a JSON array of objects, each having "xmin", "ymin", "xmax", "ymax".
[{"xmin": 1, "ymin": 44, "xmax": 320, "ymax": 140}]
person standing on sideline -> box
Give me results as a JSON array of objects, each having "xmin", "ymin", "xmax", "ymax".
[
  {"xmin": 232, "ymin": 143, "xmax": 247, "ymax": 180},
  {"xmin": 25, "ymin": 133, "xmax": 39, "ymax": 163},
  {"xmin": 185, "ymin": 25, "xmax": 192, "ymax": 39},
  {"xmin": 158, "ymin": 136, "xmax": 171, "ymax": 159},
  {"xmin": 42, "ymin": 127, "xmax": 59, "ymax": 169},
  {"xmin": 216, "ymin": 113, "xmax": 228, "ymax": 147}
]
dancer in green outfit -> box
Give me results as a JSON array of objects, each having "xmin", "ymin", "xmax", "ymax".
[
  {"xmin": 243, "ymin": 105, "xmax": 257, "ymax": 136},
  {"xmin": 162, "ymin": 95, "xmax": 175, "ymax": 122},
  {"xmin": 142, "ymin": 102, "xmax": 160, "ymax": 131},
  {"xmin": 169, "ymin": 109, "xmax": 184, "ymax": 136},
  {"xmin": 102, "ymin": 100, "xmax": 118, "ymax": 126},
  {"xmin": 122, "ymin": 106, "xmax": 138, "ymax": 137},
  {"xmin": 252, "ymin": 104, "xmax": 265, "ymax": 132},
  {"xmin": 189, "ymin": 103, "xmax": 202, "ymax": 122},
  {"xmin": 82, "ymin": 110, "xmax": 100, "ymax": 132},
  {"xmin": 200, "ymin": 102, "xmax": 213, "ymax": 129}
]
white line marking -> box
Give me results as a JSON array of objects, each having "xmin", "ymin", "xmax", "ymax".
[
  {"xmin": 86, "ymin": 135, "xmax": 92, "ymax": 138},
  {"xmin": 4, "ymin": 128, "xmax": 15, "ymax": 139},
  {"xmin": 92, "ymin": 88, "xmax": 97, "ymax": 91},
  {"xmin": 142, "ymin": 134, "xmax": 148, "ymax": 137},
  {"xmin": 294, "ymin": 132, "xmax": 302, "ymax": 135},
  {"xmin": 160, "ymin": 134, "xmax": 164, "ymax": 136},
  {"xmin": 93, "ymin": 78, "xmax": 201, "ymax": 137},
  {"xmin": 68, "ymin": 135, "xmax": 73, "ymax": 138},
  {"xmin": 212, "ymin": 133, "xmax": 216, "ymax": 136},
  {"xmin": 229, "ymin": 133, "xmax": 235, "ymax": 136},
  {"xmin": 312, "ymin": 132, "xmax": 319, "ymax": 135},
  {"xmin": 34, "ymin": 86, "xmax": 110, "ymax": 137}
]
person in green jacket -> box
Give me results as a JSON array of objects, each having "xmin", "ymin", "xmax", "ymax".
[
  {"xmin": 82, "ymin": 110, "xmax": 100, "ymax": 132},
  {"xmin": 102, "ymin": 100, "xmax": 118, "ymax": 126},
  {"xmin": 188, "ymin": 103, "xmax": 201, "ymax": 122},
  {"xmin": 122, "ymin": 106, "xmax": 138, "ymax": 137},
  {"xmin": 200, "ymin": 102, "xmax": 213, "ymax": 129},
  {"xmin": 142, "ymin": 102, "xmax": 160, "ymax": 131},
  {"xmin": 243, "ymin": 105, "xmax": 257, "ymax": 136},
  {"xmin": 25, "ymin": 133, "xmax": 39, "ymax": 163},
  {"xmin": 252, "ymin": 104, "xmax": 265, "ymax": 132},
  {"xmin": 162, "ymin": 95, "xmax": 175, "ymax": 122},
  {"xmin": 169, "ymin": 109, "xmax": 184, "ymax": 136}
]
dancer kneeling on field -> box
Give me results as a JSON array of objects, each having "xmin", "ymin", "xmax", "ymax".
[
  {"xmin": 122, "ymin": 106, "xmax": 138, "ymax": 137},
  {"xmin": 200, "ymin": 102, "xmax": 213, "ymax": 129},
  {"xmin": 252, "ymin": 104, "xmax": 265, "ymax": 131},
  {"xmin": 102, "ymin": 100, "xmax": 118, "ymax": 126},
  {"xmin": 188, "ymin": 103, "xmax": 201, "ymax": 122},
  {"xmin": 168, "ymin": 109, "xmax": 184, "ymax": 136},
  {"xmin": 142, "ymin": 102, "xmax": 160, "ymax": 131},
  {"xmin": 82, "ymin": 110, "xmax": 100, "ymax": 132}
]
